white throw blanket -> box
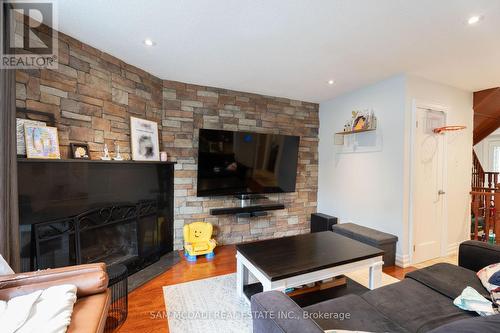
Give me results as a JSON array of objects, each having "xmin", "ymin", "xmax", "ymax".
[
  {"xmin": 0, "ymin": 284, "xmax": 77, "ymax": 333},
  {"xmin": 0, "ymin": 255, "xmax": 14, "ymax": 275}
]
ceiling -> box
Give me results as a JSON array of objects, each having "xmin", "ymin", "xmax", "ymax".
[{"xmin": 53, "ymin": 0, "xmax": 500, "ymax": 103}]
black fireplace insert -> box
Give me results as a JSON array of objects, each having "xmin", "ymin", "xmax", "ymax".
[{"xmin": 17, "ymin": 159, "xmax": 174, "ymax": 274}]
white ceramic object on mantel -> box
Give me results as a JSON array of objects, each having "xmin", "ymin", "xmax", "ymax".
[
  {"xmin": 101, "ymin": 144, "xmax": 111, "ymax": 160},
  {"xmin": 160, "ymin": 151, "xmax": 168, "ymax": 162},
  {"xmin": 114, "ymin": 143, "xmax": 123, "ymax": 161}
]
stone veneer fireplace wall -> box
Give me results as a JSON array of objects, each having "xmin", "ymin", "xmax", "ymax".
[{"xmin": 15, "ymin": 30, "xmax": 319, "ymax": 249}]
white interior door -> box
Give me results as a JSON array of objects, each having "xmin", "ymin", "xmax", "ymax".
[{"xmin": 412, "ymin": 108, "xmax": 446, "ymax": 264}]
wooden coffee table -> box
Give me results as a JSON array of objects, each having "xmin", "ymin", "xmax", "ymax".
[{"xmin": 235, "ymin": 231, "xmax": 384, "ymax": 302}]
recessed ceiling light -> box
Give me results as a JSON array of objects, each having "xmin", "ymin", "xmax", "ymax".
[
  {"xmin": 328, "ymin": 80, "xmax": 335, "ymax": 85},
  {"xmin": 143, "ymin": 39, "xmax": 155, "ymax": 46},
  {"xmin": 467, "ymin": 15, "xmax": 482, "ymax": 25}
]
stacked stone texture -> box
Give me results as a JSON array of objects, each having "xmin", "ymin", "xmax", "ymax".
[{"xmin": 15, "ymin": 31, "xmax": 319, "ymax": 249}]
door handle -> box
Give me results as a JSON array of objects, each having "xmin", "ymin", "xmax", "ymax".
[{"xmin": 438, "ymin": 190, "xmax": 446, "ymax": 195}]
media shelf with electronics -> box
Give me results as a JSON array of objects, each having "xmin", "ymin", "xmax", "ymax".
[{"xmin": 209, "ymin": 196, "xmax": 285, "ymax": 217}]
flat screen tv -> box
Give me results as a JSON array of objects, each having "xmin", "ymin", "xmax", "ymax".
[{"xmin": 197, "ymin": 129, "xmax": 300, "ymax": 197}]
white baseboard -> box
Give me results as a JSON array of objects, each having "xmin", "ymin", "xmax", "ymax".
[
  {"xmin": 397, "ymin": 243, "xmax": 461, "ymax": 268},
  {"xmin": 396, "ymin": 253, "xmax": 411, "ymax": 268},
  {"xmin": 446, "ymin": 242, "xmax": 460, "ymax": 256}
]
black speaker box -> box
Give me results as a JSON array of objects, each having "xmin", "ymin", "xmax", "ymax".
[{"xmin": 310, "ymin": 213, "xmax": 338, "ymax": 233}]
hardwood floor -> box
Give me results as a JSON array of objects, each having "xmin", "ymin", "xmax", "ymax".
[
  {"xmin": 382, "ymin": 265, "xmax": 417, "ymax": 280},
  {"xmin": 118, "ymin": 245, "xmax": 415, "ymax": 333},
  {"xmin": 118, "ymin": 246, "xmax": 236, "ymax": 333}
]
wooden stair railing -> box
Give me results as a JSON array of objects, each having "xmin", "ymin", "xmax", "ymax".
[
  {"xmin": 472, "ymin": 150, "xmax": 485, "ymax": 188},
  {"xmin": 471, "ymin": 189, "xmax": 500, "ymax": 243},
  {"xmin": 472, "ymin": 150, "xmax": 499, "ymax": 188},
  {"xmin": 485, "ymin": 172, "xmax": 499, "ymax": 189}
]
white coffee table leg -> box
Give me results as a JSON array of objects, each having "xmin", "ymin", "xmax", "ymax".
[
  {"xmin": 369, "ymin": 261, "xmax": 383, "ymax": 290},
  {"xmin": 262, "ymin": 280, "xmax": 272, "ymax": 292},
  {"xmin": 236, "ymin": 255, "xmax": 249, "ymax": 298}
]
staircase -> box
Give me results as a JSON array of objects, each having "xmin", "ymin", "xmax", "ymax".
[
  {"xmin": 472, "ymin": 150, "xmax": 499, "ymax": 189},
  {"xmin": 471, "ymin": 153, "xmax": 499, "ymax": 243},
  {"xmin": 473, "ymin": 87, "xmax": 500, "ymax": 145},
  {"xmin": 470, "ymin": 88, "xmax": 500, "ymax": 242}
]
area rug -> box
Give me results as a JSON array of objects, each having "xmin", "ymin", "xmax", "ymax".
[
  {"xmin": 163, "ymin": 274, "xmax": 251, "ymax": 333},
  {"xmin": 163, "ymin": 269, "xmax": 399, "ymax": 333}
]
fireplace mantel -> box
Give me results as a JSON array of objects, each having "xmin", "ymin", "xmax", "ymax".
[{"xmin": 17, "ymin": 158, "xmax": 176, "ymax": 165}]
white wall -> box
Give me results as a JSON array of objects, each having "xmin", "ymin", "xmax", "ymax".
[
  {"xmin": 318, "ymin": 74, "xmax": 473, "ymax": 266},
  {"xmin": 318, "ymin": 75, "xmax": 408, "ymax": 257},
  {"xmin": 406, "ymin": 75, "xmax": 473, "ymax": 260}
]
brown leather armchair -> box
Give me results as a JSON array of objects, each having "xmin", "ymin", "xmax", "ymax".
[{"xmin": 0, "ymin": 263, "xmax": 111, "ymax": 333}]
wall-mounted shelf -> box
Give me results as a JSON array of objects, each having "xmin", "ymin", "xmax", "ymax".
[
  {"xmin": 334, "ymin": 127, "xmax": 382, "ymax": 153},
  {"xmin": 334, "ymin": 110, "xmax": 381, "ymax": 153},
  {"xmin": 210, "ymin": 201, "xmax": 285, "ymax": 217},
  {"xmin": 335, "ymin": 128, "xmax": 376, "ymax": 135}
]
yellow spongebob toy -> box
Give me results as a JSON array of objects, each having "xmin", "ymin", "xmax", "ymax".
[{"xmin": 183, "ymin": 222, "xmax": 217, "ymax": 261}]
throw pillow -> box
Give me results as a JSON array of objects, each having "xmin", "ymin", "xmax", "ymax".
[
  {"xmin": 477, "ymin": 263, "xmax": 500, "ymax": 305},
  {"xmin": 0, "ymin": 255, "xmax": 14, "ymax": 275},
  {"xmin": 488, "ymin": 270, "xmax": 500, "ymax": 286}
]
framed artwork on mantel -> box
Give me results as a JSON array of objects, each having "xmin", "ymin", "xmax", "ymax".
[
  {"xmin": 16, "ymin": 118, "xmax": 46, "ymax": 156},
  {"xmin": 130, "ymin": 116, "xmax": 160, "ymax": 161},
  {"xmin": 24, "ymin": 126, "xmax": 61, "ymax": 159}
]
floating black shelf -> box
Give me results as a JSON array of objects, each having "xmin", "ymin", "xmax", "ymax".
[{"xmin": 209, "ymin": 202, "xmax": 285, "ymax": 216}]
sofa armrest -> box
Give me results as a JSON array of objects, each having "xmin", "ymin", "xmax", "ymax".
[
  {"xmin": 68, "ymin": 289, "xmax": 111, "ymax": 333},
  {"xmin": 459, "ymin": 241, "xmax": 500, "ymax": 272},
  {"xmin": 0, "ymin": 263, "xmax": 108, "ymax": 300},
  {"xmin": 251, "ymin": 291, "xmax": 324, "ymax": 333}
]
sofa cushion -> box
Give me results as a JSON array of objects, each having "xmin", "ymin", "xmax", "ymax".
[
  {"xmin": 303, "ymin": 294, "xmax": 408, "ymax": 333},
  {"xmin": 251, "ymin": 291, "xmax": 324, "ymax": 333},
  {"xmin": 427, "ymin": 313, "xmax": 500, "ymax": 333},
  {"xmin": 406, "ymin": 263, "xmax": 489, "ymax": 300},
  {"xmin": 361, "ymin": 278, "xmax": 475, "ymax": 333}
]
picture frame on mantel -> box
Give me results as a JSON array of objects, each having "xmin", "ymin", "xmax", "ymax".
[
  {"xmin": 16, "ymin": 118, "xmax": 46, "ymax": 156},
  {"xmin": 70, "ymin": 143, "xmax": 90, "ymax": 160},
  {"xmin": 130, "ymin": 116, "xmax": 160, "ymax": 161},
  {"xmin": 24, "ymin": 125, "xmax": 61, "ymax": 159}
]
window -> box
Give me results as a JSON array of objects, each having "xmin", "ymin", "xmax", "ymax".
[
  {"xmin": 489, "ymin": 140, "xmax": 500, "ymax": 172},
  {"xmin": 493, "ymin": 146, "xmax": 500, "ymax": 172}
]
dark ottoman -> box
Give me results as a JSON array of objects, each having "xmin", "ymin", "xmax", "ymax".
[{"xmin": 331, "ymin": 223, "xmax": 398, "ymax": 267}]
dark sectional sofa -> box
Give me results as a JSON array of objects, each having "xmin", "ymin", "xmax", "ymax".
[{"xmin": 251, "ymin": 241, "xmax": 500, "ymax": 332}]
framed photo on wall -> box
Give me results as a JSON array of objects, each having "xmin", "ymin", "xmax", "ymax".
[
  {"xmin": 130, "ymin": 117, "xmax": 160, "ymax": 161},
  {"xmin": 24, "ymin": 126, "xmax": 61, "ymax": 159}
]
